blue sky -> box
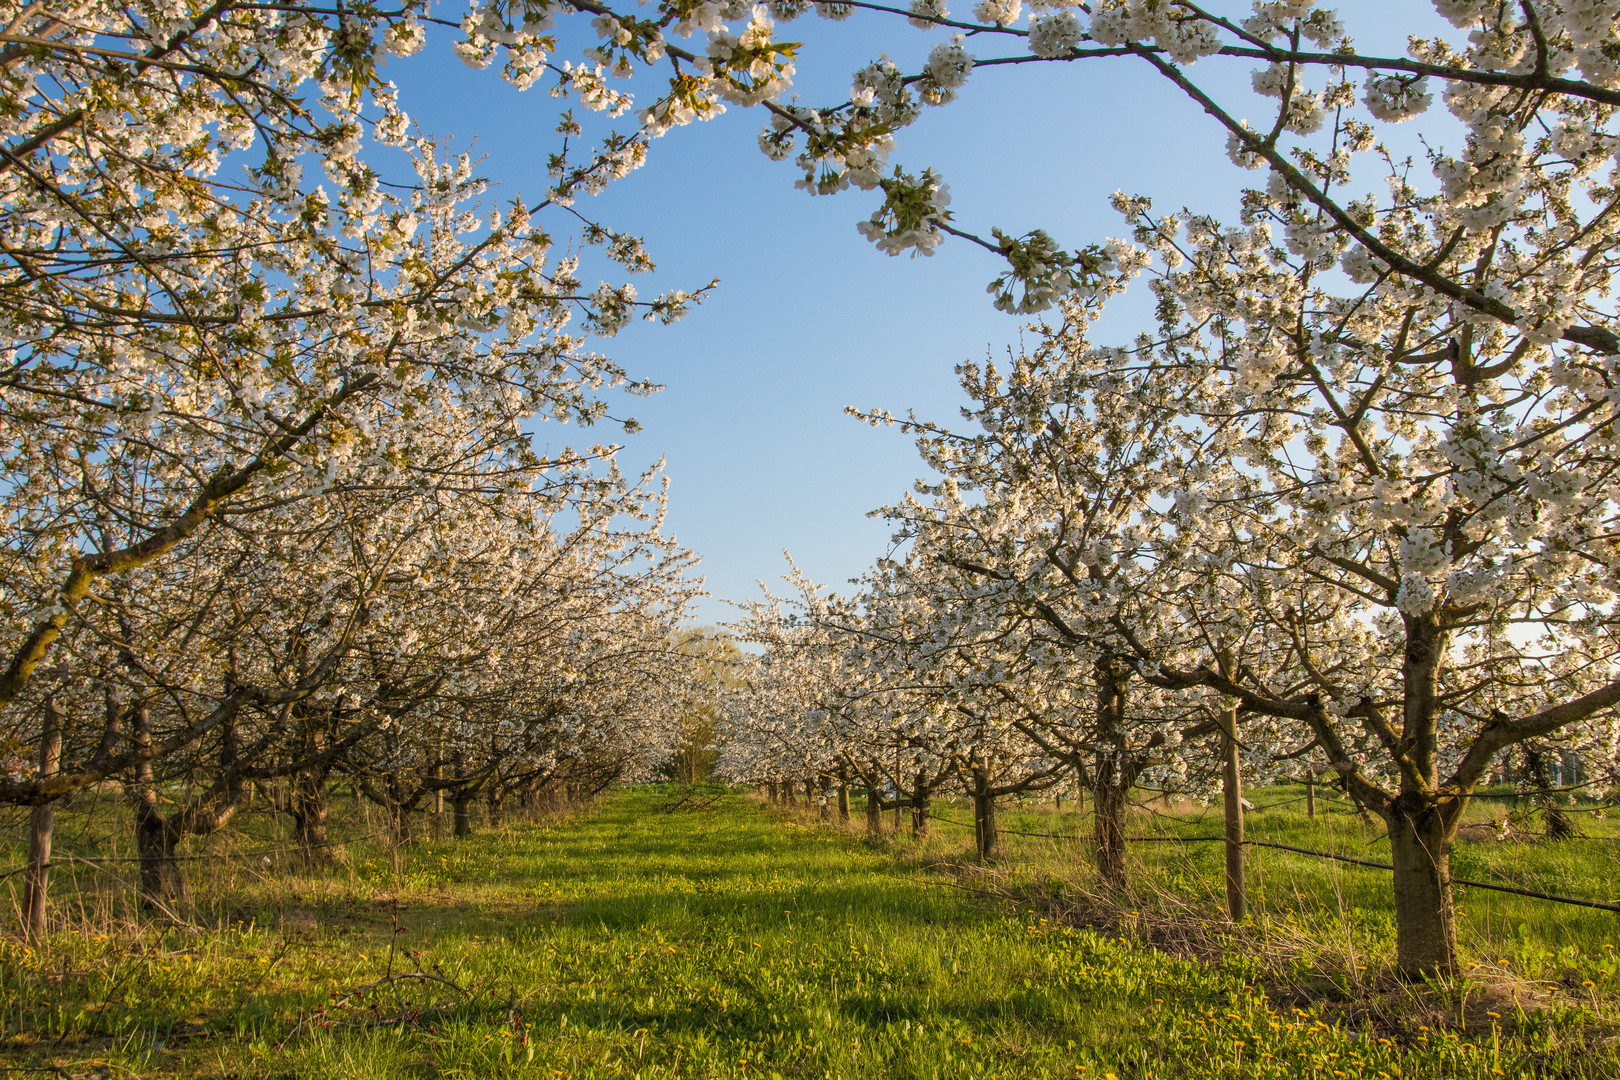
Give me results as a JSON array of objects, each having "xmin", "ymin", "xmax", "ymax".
[{"xmin": 391, "ymin": 2, "xmax": 1446, "ymax": 626}]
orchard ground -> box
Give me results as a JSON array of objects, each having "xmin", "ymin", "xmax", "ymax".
[{"xmin": 2, "ymin": 786, "xmax": 1617, "ymax": 1079}]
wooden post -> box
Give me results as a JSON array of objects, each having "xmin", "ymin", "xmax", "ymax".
[
  {"xmin": 1305, "ymin": 771, "xmax": 1316, "ymax": 819},
  {"xmin": 433, "ymin": 737, "xmax": 445, "ymax": 840},
  {"xmin": 1220, "ymin": 706, "xmax": 1246, "ymax": 921},
  {"xmin": 23, "ymin": 698, "xmax": 62, "ymax": 941}
]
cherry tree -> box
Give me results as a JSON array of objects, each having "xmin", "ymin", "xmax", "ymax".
[
  {"xmin": 1057, "ymin": 146, "xmax": 1620, "ymax": 975},
  {"xmin": 0, "ymin": 0, "xmax": 722, "ymax": 717},
  {"xmin": 769, "ymin": 0, "xmax": 1620, "ymax": 975},
  {"xmin": 1, "ymin": 0, "xmax": 719, "ymax": 925},
  {"xmin": 723, "ymin": 589, "xmax": 854, "ymax": 813}
]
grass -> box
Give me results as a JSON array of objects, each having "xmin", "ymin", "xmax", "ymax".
[
  {"xmin": 0, "ymin": 785, "xmax": 1616, "ymax": 1078},
  {"xmin": 915, "ymin": 783, "xmax": 1620, "ymax": 961}
]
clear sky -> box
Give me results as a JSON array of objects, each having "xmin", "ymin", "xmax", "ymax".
[{"xmin": 390, "ymin": 2, "xmax": 1445, "ymax": 626}]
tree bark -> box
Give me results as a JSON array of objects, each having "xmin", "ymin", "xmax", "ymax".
[
  {"xmin": 1092, "ymin": 773, "xmax": 1128, "ymax": 891},
  {"xmin": 1219, "ymin": 706, "xmax": 1246, "ymax": 921},
  {"xmin": 1389, "ymin": 611, "xmax": 1458, "ymax": 977},
  {"xmin": 291, "ymin": 768, "xmax": 331, "ymax": 862},
  {"xmin": 1092, "ymin": 660, "xmax": 1132, "ymax": 891},
  {"xmin": 1389, "ymin": 797, "xmax": 1457, "ymax": 977},
  {"xmin": 383, "ymin": 771, "xmax": 417, "ymax": 845},
  {"xmin": 971, "ymin": 764, "xmax": 998, "ymax": 861},
  {"xmin": 129, "ymin": 708, "xmax": 187, "ymax": 911},
  {"xmin": 288, "ymin": 704, "xmax": 332, "ymax": 862},
  {"xmin": 451, "ymin": 753, "xmax": 475, "ymax": 837},
  {"xmin": 134, "ymin": 801, "xmax": 187, "ymax": 911},
  {"xmin": 1524, "ymin": 745, "xmax": 1574, "ymax": 840},
  {"xmin": 766, "ymin": 781, "xmax": 777, "ymax": 804},
  {"xmin": 134, "ymin": 802, "xmax": 186, "ymax": 896},
  {"xmin": 865, "ymin": 784, "xmax": 883, "ymax": 835},
  {"xmin": 23, "ymin": 698, "xmax": 62, "ymax": 940},
  {"xmin": 836, "ymin": 767, "xmax": 850, "ymax": 822},
  {"xmin": 911, "ymin": 770, "xmax": 931, "ymax": 838}
]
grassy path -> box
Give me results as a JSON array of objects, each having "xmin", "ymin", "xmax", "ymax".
[{"xmin": 3, "ymin": 790, "xmax": 1616, "ymax": 1078}]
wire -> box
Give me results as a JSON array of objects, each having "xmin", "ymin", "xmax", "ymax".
[{"xmin": 909, "ymin": 816, "xmax": 1620, "ymax": 913}]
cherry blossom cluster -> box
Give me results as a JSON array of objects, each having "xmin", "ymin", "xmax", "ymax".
[{"xmin": 0, "ymin": 1, "xmax": 721, "ymax": 844}]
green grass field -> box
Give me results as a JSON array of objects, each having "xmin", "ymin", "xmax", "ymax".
[{"xmin": 2, "ymin": 786, "xmax": 1617, "ymax": 1078}]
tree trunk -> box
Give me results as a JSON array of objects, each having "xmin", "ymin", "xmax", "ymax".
[
  {"xmin": 1389, "ymin": 798, "xmax": 1457, "ymax": 978},
  {"xmin": 804, "ymin": 778, "xmax": 816, "ymax": 806},
  {"xmin": 383, "ymin": 771, "xmax": 416, "ymax": 845},
  {"xmin": 1092, "ymin": 775, "xmax": 1127, "ymax": 891},
  {"xmin": 291, "ymin": 769, "xmax": 331, "ymax": 863},
  {"xmin": 1388, "ymin": 611, "xmax": 1458, "ymax": 978},
  {"xmin": 767, "ymin": 781, "xmax": 777, "ymax": 804},
  {"xmin": 287, "ymin": 700, "xmax": 330, "ymax": 860},
  {"xmin": 389, "ymin": 800, "xmax": 414, "ymax": 845},
  {"xmin": 1220, "ymin": 707, "xmax": 1246, "ymax": 921},
  {"xmin": 972, "ymin": 765, "xmax": 998, "ymax": 861},
  {"xmin": 865, "ymin": 785, "xmax": 883, "ymax": 835},
  {"xmin": 783, "ymin": 781, "xmax": 796, "ymax": 807},
  {"xmin": 911, "ymin": 770, "xmax": 931, "ymax": 838},
  {"xmin": 486, "ymin": 787, "xmax": 506, "ymax": 828},
  {"xmin": 1092, "ymin": 661, "xmax": 1132, "ymax": 892},
  {"xmin": 837, "ymin": 767, "xmax": 850, "ymax": 822},
  {"xmin": 23, "ymin": 699, "xmax": 62, "ymax": 940},
  {"xmin": 129, "ymin": 708, "xmax": 187, "ymax": 912},
  {"xmin": 451, "ymin": 753, "xmax": 475, "ymax": 837},
  {"xmin": 450, "ymin": 787, "xmax": 473, "ymax": 837},
  {"xmin": 818, "ymin": 775, "xmax": 832, "ymax": 820},
  {"xmin": 135, "ymin": 802, "xmax": 187, "ymax": 912},
  {"xmin": 1524, "ymin": 745, "xmax": 1574, "ymax": 840}
]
